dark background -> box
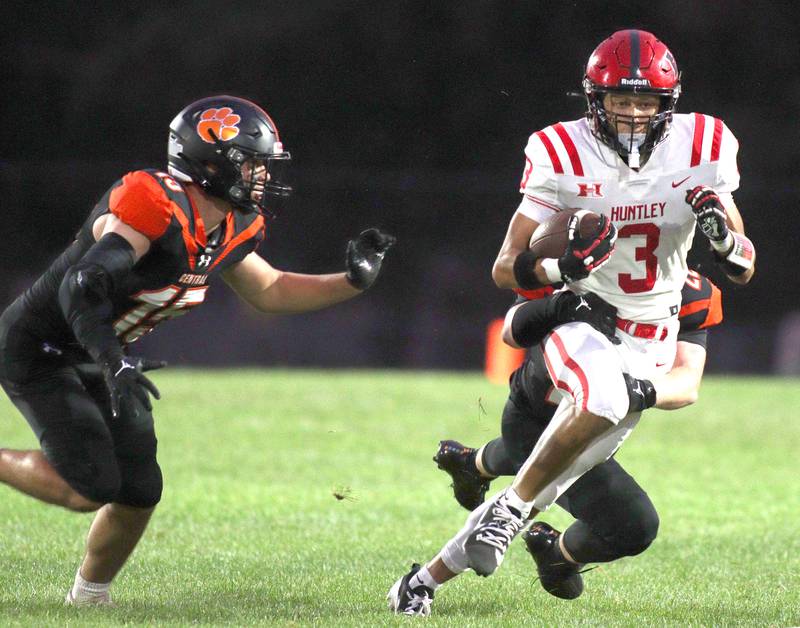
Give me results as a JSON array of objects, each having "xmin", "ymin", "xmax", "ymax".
[{"xmin": 3, "ymin": 1, "xmax": 798, "ymax": 372}]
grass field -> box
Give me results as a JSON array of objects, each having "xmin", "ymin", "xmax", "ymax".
[{"xmin": 1, "ymin": 370, "xmax": 798, "ymax": 627}]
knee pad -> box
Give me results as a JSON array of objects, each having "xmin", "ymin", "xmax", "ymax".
[
  {"xmin": 612, "ymin": 505, "xmax": 660, "ymax": 556},
  {"xmin": 111, "ymin": 416, "xmax": 161, "ymax": 507},
  {"xmin": 41, "ymin": 433, "xmax": 121, "ymax": 504},
  {"xmin": 116, "ymin": 457, "xmax": 163, "ymax": 508}
]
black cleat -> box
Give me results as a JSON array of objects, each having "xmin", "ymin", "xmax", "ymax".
[
  {"xmin": 433, "ymin": 440, "xmax": 492, "ymax": 511},
  {"xmin": 524, "ymin": 522, "xmax": 585, "ymax": 600},
  {"xmin": 387, "ymin": 563, "xmax": 434, "ymax": 616}
]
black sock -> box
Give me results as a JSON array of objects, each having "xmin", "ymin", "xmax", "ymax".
[
  {"xmin": 562, "ymin": 520, "xmax": 623, "ymax": 564},
  {"xmin": 480, "ymin": 437, "xmax": 519, "ymax": 476}
]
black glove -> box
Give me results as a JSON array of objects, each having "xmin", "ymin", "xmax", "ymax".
[
  {"xmin": 345, "ymin": 228, "xmax": 396, "ymax": 290},
  {"xmin": 557, "ymin": 214, "xmax": 617, "ymax": 283},
  {"xmin": 554, "ymin": 291, "xmax": 619, "ymax": 344},
  {"xmin": 623, "ymin": 373, "xmax": 657, "ymax": 413},
  {"xmin": 685, "ymin": 185, "xmax": 729, "ymax": 245},
  {"xmin": 101, "ymin": 356, "xmax": 164, "ymax": 419}
]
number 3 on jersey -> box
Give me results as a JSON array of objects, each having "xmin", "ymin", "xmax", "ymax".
[{"xmin": 617, "ymin": 223, "xmax": 660, "ymax": 293}]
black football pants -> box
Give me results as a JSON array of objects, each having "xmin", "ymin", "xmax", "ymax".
[
  {"xmin": 0, "ymin": 313, "xmax": 162, "ymax": 508},
  {"xmin": 481, "ymin": 397, "xmax": 659, "ymax": 563}
]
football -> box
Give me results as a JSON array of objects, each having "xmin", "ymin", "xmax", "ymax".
[{"xmin": 528, "ymin": 209, "xmax": 604, "ymax": 258}]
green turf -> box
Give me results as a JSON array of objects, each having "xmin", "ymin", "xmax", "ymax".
[{"xmin": 1, "ymin": 370, "xmax": 798, "ymax": 626}]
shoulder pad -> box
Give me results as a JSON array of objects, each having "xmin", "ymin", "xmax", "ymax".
[
  {"xmin": 108, "ymin": 171, "xmax": 174, "ymax": 241},
  {"xmin": 684, "ymin": 113, "xmax": 739, "ymax": 167},
  {"xmin": 525, "ymin": 121, "xmax": 585, "ymax": 178}
]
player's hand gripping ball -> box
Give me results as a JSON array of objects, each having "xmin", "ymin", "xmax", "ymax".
[{"xmin": 529, "ymin": 210, "xmax": 617, "ymax": 283}]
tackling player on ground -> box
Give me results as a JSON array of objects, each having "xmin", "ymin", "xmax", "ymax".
[
  {"xmin": 388, "ymin": 28, "xmax": 754, "ymax": 615},
  {"xmin": 388, "ymin": 273, "xmax": 721, "ymax": 614},
  {"xmin": 431, "ymin": 271, "xmax": 721, "ymax": 599},
  {"xmin": 0, "ymin": 95, "xmax": 395, "ymax": 606}
]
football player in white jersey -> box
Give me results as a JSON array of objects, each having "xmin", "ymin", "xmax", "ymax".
[{"xmin": 388, "ymin": 29, "xmax": 755, "ymax": 616}]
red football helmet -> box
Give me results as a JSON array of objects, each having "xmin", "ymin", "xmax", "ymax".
[{"xmin": 583, "ymin": 29, "xmax": 681, "ymax": 166}]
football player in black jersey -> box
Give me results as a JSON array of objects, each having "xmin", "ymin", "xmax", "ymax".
[
  {"xmin": 0, "ymin": 95, "xmax": 395, "ymax": 606},
  {"xmin": 388, "ymin": 272, "xmax": 722, "ymax": 615}
]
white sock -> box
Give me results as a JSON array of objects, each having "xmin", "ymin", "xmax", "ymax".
[
  {"xmin": 409, "ymin": 565, "xmax": 440, "ymax": 592},
  {"xmin": 502, "ymin": 487, "xmax": 535, "ymax": 520},
  {"xmin": 70, "ymin": 570, "xmax": 111, "ymax": 600}
]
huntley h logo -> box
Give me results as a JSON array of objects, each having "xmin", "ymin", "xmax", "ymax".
[{"xmin": 577, "ymin": 183, "xmax": 603, "ymax": 197}]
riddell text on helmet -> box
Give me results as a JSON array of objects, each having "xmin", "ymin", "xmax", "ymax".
[{"xmin": 619, "ymin": 77, "xmax": 651, "ymax": 87}]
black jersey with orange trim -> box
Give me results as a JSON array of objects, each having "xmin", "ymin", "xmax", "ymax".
[
  {"xmin": 508, "ymin": 271, "xmax": 723, "ymax": 421},
  {"xmin": 7, "ymin": 169, "xmax": 265, "ymax": 349}
]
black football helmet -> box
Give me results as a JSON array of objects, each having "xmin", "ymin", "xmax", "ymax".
[{"xmin": 167, "ymin": 95, "xmax": 291, "ymax": 217}]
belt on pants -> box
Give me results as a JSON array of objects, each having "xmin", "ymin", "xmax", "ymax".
[{"xmin": 615, "ymin": 318, "xmax": 669, "ymax": 341}]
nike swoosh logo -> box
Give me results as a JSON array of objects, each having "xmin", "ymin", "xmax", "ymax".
[
  {"xmin": 655, "ymin": 362, "xmax": 667, "ymax": 368},
  {"xmin": 672, "ymin": 176, "xmax": 691, "ymax": 188}
]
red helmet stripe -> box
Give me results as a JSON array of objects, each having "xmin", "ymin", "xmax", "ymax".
[
  {"xmin": 553, "ymin": 123, "xmax": 584, "ymax": 176},
  {"xmin": 535, "ymin": 130, "xmax": 564, "ymax": 174},
  {"xmin": 690, "ymin": 112, "xmax": 705, "ymax": 167},
  {"xmin": 710, "ymin": 118, "xmax": 723, "ymax": 162}
]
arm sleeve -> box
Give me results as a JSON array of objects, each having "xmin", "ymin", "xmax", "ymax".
[
  {"xmin": 108, "ymin": 171, "xmax": 173, "ymax": 240},
  {"xmin": 510, "ymin": 294, "xmax": 562, "ymax": 347},
  {"xmin": 516, "ymin": 133, "xmax": 564, "ymax": 224},
  {"xmin": 676, "ymin": 328, "xmax": 708, "ymax": 349},
  {"xmin": 58, "ymin": 233, "xmax": 136, "ymax": 363},
  {"xmin": 679, "ymin": 273, "xmax": 724, "ymax": 333}
]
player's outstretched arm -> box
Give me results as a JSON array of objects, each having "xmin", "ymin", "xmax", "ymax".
[{"xmin": 224, "ymin": 229, "xmax": 395, "ymax": 314}]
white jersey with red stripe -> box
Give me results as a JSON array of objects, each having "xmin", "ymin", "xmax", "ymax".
[{"xmin": 516, "ymin": 113, "xmax": 740, "ymax": 322}]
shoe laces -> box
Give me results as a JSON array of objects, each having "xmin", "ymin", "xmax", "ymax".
[
  {"xmin": 475, "ymin": 502, "xmax": 525, "ymax": 551},
  {"xmin": 402, "ymin": 588, "xmax": 433, "ymax": 616}
]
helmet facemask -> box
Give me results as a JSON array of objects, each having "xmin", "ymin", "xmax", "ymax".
[
  {"xmin": 585, "ymin": 81, "xmax": 679, "ymax": 168},
  {"xmin": 175, "ymin": 130, "xmax": 292, "ymax": 218}
]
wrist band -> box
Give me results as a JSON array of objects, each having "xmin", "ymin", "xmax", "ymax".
[
  {"xmin": 715, "ymin": 232, "xmax": 754, "ymax": 274},
  {"xmin": 540, "ymin": 258, "xmax": 563, "ymax": 284},
  {"xmin": 710, "ymin": 231, "xmax": 734, "ymax": 253},
  {"xmin": 512, "ymin": 250, "xmax": 543, "ymax": 290}
]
